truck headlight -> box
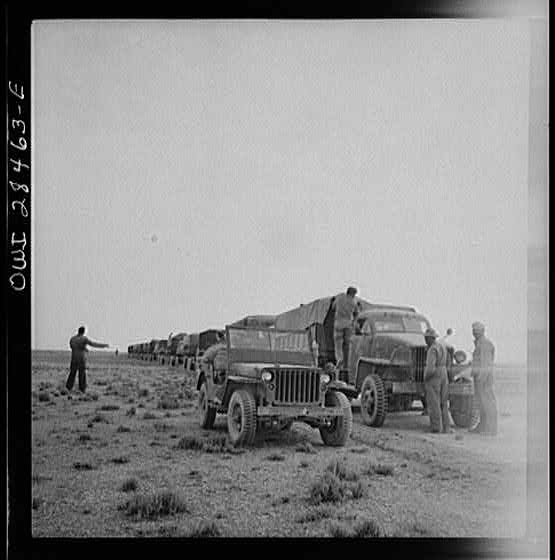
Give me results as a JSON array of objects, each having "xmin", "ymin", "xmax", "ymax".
[
  {"xmin": 261, "ymin": 371, "xmax": 273, "ymax": 382},
  {"xmin": 320, "ymin": 373, "xmax": 331, "ymax": 385}
]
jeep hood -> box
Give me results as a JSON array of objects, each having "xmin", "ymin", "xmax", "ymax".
[{"xmin": 231, "ymin": 363, "xmax": 316, "ymax": 377}]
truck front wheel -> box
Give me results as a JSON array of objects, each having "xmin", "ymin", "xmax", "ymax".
[
  {"xmin": 319, "ymin": 391, "xmax": 353, "ymax": 447},
  {"xmin": 360, "ymin": 373, "xmax": 387, "ymax": 427},
  {"xmin": 227, "ymin": 389, "xmax": 257, "ymax": 446}
]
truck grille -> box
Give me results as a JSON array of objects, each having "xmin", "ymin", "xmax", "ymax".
[
  {"xmin": 412, "ymin": 347, "xmax": 427, "ymax": 382},
  {"xmin": 273, "ymin": 369, "xmax": 321, "ymax": 404}
]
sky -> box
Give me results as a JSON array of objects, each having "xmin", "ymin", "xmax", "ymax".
[{"xmin": 31, "ymin": 19, "xmax": 532, "ymax": 362}]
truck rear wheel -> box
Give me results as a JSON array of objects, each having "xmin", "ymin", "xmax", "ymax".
[
  {"xmin": 227, "ymin": 389, "xmax": 257, "ymax": 446},
  {"xmin": 360, "ymin": 373, "xmax": 387, "ymax": 427},
  {"xmin": 198, "ymin": 381, "xmax": 216, "ymax": 429},
  {"xmin": 319, "ymin": 391, "xmax": 353, "ymax": 447}
]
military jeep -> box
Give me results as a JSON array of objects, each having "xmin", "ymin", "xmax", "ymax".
[{"xmin": 195, "ymin": 325, "xmax": 355, "ymax": 447}]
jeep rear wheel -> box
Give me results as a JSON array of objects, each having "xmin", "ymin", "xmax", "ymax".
[
  {"xmin": 227, "ymin": 389, "xmax": 257, "ymax": 446},
  {"xmin": 198, "ymin": 381, "xmax": 216, "ymax": 429},
  {"xmin": 360, "ymin": 373, "xmax": 387, "ymax": 427},
  {"xmin": 319, "ymin": 391, "xmax": 353, "ymax": 447}
]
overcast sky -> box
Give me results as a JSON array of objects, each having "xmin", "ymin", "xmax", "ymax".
[{"xmin": 32, "ymin": 19, "xmax": 531, "ymax": 362}]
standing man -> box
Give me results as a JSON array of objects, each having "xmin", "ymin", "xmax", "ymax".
[
  {"xmin": 423, "ymin": 327, "xmax": 452, "ymax": 433},
  {"xmin": 469, "ymin": 322, "xmax": 497, "ymax": 435},
  {"xmin": 66, "ymin": 326, "xmax": 109, "ymax": 393},
  {"xmin": 332, "ymin": 286, "xmax": 360, "ymax": 371}
]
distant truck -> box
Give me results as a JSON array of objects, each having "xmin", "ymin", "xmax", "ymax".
[
  {"xmin": 274, "ymin": 296, "xmax": 477, "ymax": 429},
  {"xmin": 166, "ymin": 332, "xmax": 187, "ymax": 366},
  {"xmin": 196, "ymin": 324, "xmax": 356, "ymax": 447}
]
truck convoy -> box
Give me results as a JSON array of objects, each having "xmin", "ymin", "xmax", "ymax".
[{"xmin": 274, "ymin": 295, "xmax": 477, "ymax": 429}]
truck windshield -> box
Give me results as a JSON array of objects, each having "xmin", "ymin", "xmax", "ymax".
[
  {"xmin": 228, "ymin": 328, "xmax": 310, "ymax": 353},
  {"xmin": 373, "ymin": 316, "xmax": 429, "ymax": 333}
]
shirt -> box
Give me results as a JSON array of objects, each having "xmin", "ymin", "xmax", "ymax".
[
  {"xmin": 471, "ymin": 335, "xmax": 495, "ymax": 379},
  {"xmin": 333, "ymin": 293, "xmax": 359, "ymax": 330},
  {"xmin": 69, "ymin": 334, "xmax": 105, "ymax": 361},
  {"xmin": 424, "ymin": 340, "xmax": 448, "ymax": 381}
]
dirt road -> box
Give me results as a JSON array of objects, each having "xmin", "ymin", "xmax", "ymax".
[{"xmin": 31, "ymin": 351, "xmax": 527, "ymax": 538}]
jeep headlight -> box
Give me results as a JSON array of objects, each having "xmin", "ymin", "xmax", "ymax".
[
  {"xmin": 261, "ymin": 370, "xmax": 273, "ymax": 382},
  {"xmin": 454, "ymin": 350, "xmax": 467, "ymax": 364},
  {"xmin": 320, "ymin": 373, "xmax": 331, "ymax": 385}
]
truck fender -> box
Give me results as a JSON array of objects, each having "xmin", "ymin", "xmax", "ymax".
[
  {"xmin": 355, "ymin": 357, "xmax": 390, "ymax": 388},
  {"xmin": 327, "ymin": 380, "xmax": 359, "ymax": 400}
]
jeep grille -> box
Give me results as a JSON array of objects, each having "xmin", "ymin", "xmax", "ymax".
[
  {"xmin": 412, "ymin": 347, "xmax": 427, "ymax": 382},
  {"xmin": 273, "ymin": 369, "xmax": 321, "ymax": 405}
]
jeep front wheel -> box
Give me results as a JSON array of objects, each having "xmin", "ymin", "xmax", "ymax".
[
  {"xmin": 198, "ymin": 381, "xmax": 216, "ymax": 429},
  {"xmin": 319, "ymin": 391, "xmax": 353, "ymax": 447},
  {"xmin": 360, "ymin": 373, "xmax": 387, "ymax": 427},
  {"xmin": 227, "ymin": 389, "xmax": 257, "ymax": 446}
]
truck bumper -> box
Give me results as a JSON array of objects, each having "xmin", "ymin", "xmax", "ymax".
[
  {"xmin": 257, "ymin": 405, "xmax": 343, "ymax": 418},
  {"xmin": 389, "ymin": 381, "xmax": 474, "ymax": 396}
]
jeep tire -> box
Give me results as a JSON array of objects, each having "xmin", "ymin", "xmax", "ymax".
[
  {"xmin": 227, "ymin": 389, "xmax": 257, "ymax": 446},
  {"xmin": 360, "ymin": 373, "xmax": 387, "ymax": 427},
  {"xmin": 198, "ymin": 381, "xmax": 216, "ymax": 429},
  {"xmin": 319, "ymin": 391, "xmax": 353, "ymax": 447}
]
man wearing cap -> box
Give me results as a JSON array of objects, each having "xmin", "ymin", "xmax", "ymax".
[
  {"xmin": 332, "ymin": 286, "xmax": 360, "ymax": 371},
  {"xmin": 423, "ymin": 327, "xmax": 452, "ymax": 433},
  {"xmin": 469, "ymin": 322, "xmax": 497, "ymax": 435}
]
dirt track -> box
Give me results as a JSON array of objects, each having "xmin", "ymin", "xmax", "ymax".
[{"xmin": 31, "ymin": 351, "xmax": 527, "ymax": 538}]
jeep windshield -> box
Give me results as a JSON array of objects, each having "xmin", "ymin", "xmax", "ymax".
[{"xmin": 227, "ymin": 327, "xmax": 313, "ymax": 366}]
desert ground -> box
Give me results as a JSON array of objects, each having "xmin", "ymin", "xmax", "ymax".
[{"xmin": 31, "ymin": 351, "xmax": 528, "ymax": 538}]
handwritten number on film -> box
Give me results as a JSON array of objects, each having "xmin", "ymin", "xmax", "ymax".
[{"xmin": 8, "ymin": 81, "xmax": 28, "ymax": 292}]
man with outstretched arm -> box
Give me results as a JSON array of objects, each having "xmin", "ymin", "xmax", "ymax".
[{"xmin": 66, "ymin": 326, "xmax": 109, "ymax": 393}]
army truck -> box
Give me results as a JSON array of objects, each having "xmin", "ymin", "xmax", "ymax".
[
  {"xmin": 166, "ymin": 332, "xmax": 187, "ymax": 366},
  {"xmin": 274, "ymin": 296, "xmax": 477, "ymax": 429},
  {"xmin": 195, "ymin": 324, "xmax": 356, "ymax": 447},
  {"xmin": 183, "ymin": 329, "xmax": 224, "ymax": 371},
  {"xmin": 153, "ymin": 339, "xmax": 168, "ymax": 364}
]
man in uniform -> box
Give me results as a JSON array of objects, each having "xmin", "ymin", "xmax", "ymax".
[
  {"xmin": 469, "ymin": 322, "xmax": 497, "ymax": 435},
  {"xmin": 332, "ymin": 286, "xmax": 360, "ymax": 371},
  {"xmin": 66, "ymin": 326, "xmax": 109, "ymax": 393},
  {"xmin": 423, "ymin": 327, "xmax": 452, "ymax": 433}
]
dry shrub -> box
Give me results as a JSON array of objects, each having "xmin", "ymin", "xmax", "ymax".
[
  {"xmin": 138, "ymin": 388, "xmax": 149, "ymax": 398},
  {"xmin": 91, "ymin": 413, "xmax": 109, "ymax": 424},
  {"xmin": 38, "ymin": 392, "xmax": 51, "ymax": 402},
  {"xmin": 120, "ymin": 478, "xmax": 138, "ymax": 492},
  {"xmin": 154, "ymin": 422, "xmax": 171, "ymax": 432},
  {"xmin": 325, "ymin": 458, "xmax": 359, "ymax": 482},
  {"xmin": 112, "ymin": 456, "xmax": 130, "ymax": 464},
  {"xmin": 176, "ymin": 435, "xmax": 205, "ymax": 451},
  {"xmin": 364, "ymin": 461, "xmax": 395, "ymax": 477},
  {"xmin": 125, "ymin": 407, "xmax": 136, "ymax": 417},
  {"xmin": 295, "ymin": 505, "xmax": 335, "ymax": 523},
  {"xmin": 32, "ymin": 497, "xmax": 43, "ymax": 510},
  {"xmin": 265, "ymin": 453, "xmax": 286, "ymax": 462},
  {"xmin": 120, "ymin": 491, "xmax": 189, "ymax": 520},
  {"xmin": 98, "ymin": 404, "xmax": 120, "ymax": 411},
  {"xmin": 143, "ymin": 411, "xmax": 157, "ymax": 420},
  {"xmin": 78, "ymin": 433, "xmax": 92, "ymax": 442},
  {"xmin": 185, "ymin": 521, "xmax": 221, "ymax": 538},
  {"xmin": 295, "ymin": 441, "xmax": 317, "ymax": 454},
  {"xmin": 116, "ymin": 425, "xmax": 132, "ymax": 433},
  {"xmin": 157, "ymin": 395, "xmax": 179, "ymax": 410},
  {"xmin": 352, "ymin": 519, "xmax": 387, "ymax": 538},
  {"xmin": 308, "ymin": 472, "xmax": 345, "ymax": 505},
  {"xmin": 73, "ymin": 461, "xmax": 96, "ymax": 470},
  {"xmin": 329, "ymin": 523, "xmax": 351, "ymax": 537},
  {"xmin": 348, "ymin": 480, "xmax": 366, "ymax": 500}
]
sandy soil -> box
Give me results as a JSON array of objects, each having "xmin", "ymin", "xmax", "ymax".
[{"xmin": 31, "ymin": 351, "xmax": 527, "ymax": 538}]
